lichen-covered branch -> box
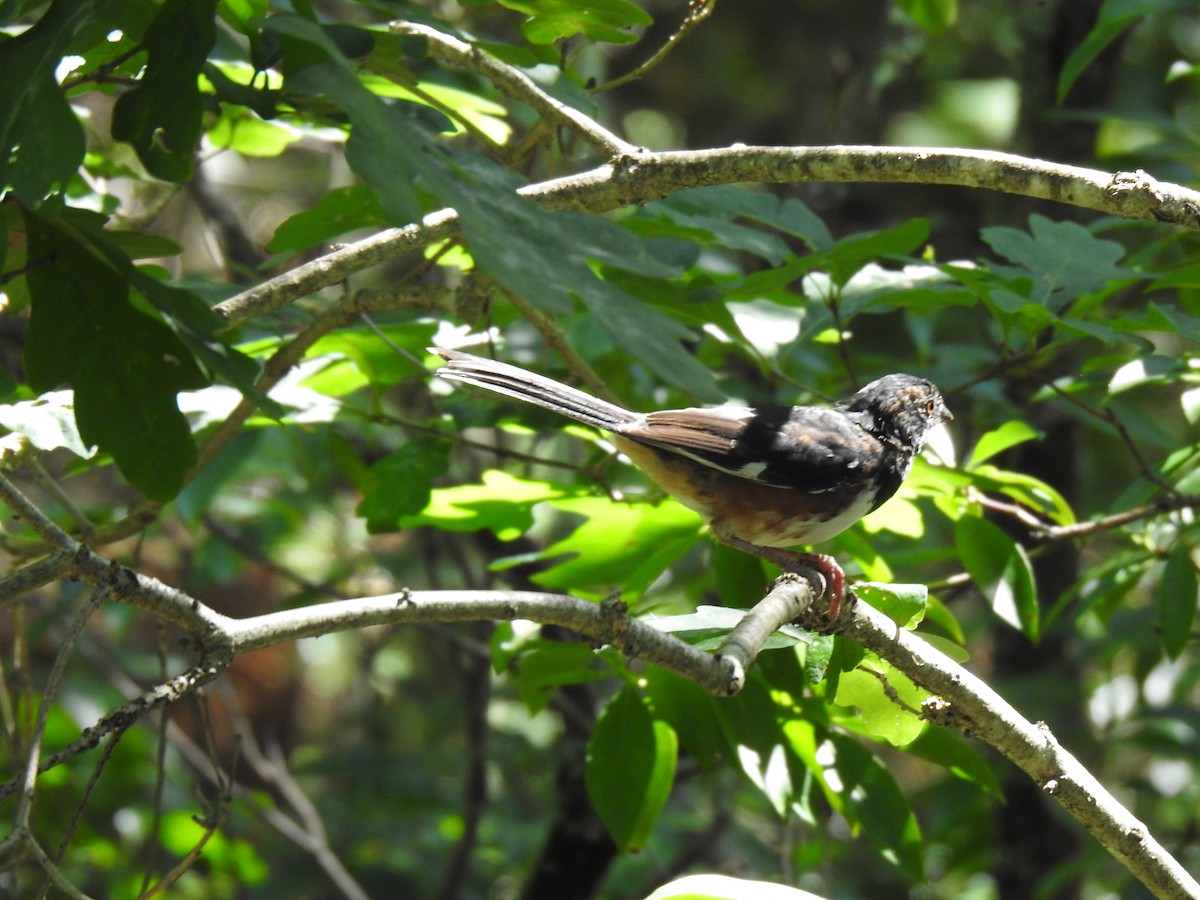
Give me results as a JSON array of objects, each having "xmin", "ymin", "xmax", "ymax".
[
  {"xmin": 780, "ymin": 580, "xmax": 1200, "ymax": 900},
  {"xmin": 212, "ymin": 146, "xmax": 1200, "ymax": 330}
]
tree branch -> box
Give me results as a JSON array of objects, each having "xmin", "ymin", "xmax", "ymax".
[
  {"xmin": 223, "ymin": 590, "xmax": 745, "ymax": 696},
  {"xmin": 389, "ymin": 21, "xmax": 639, "ymax": 159},
  {"xmin": 211, "ymin": 146, "xmax": 1200, "ymax": 329},
  {"xmin": 777, "ymin": 580, "xmax": 1200, "ymax": 900}
]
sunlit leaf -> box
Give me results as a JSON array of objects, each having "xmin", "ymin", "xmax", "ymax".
[
  {"xmin": 394, "ymin": 469, "xmax": 587, "ymax": 539},
  {"xmin": 497, "ymin": 0, "xmax": 653, "ymax": 45},
  {"xmin": 528, "ymin": 496, "xmax": 703, "ymax": 597},
  {"xmin": 967, "ymin": 420, "xmax": 1040, "ymax": 469},
  {"xmin": 833, "ymin": 655, "xmax": 928, "ymax": 747},
  {"xmin": 955, "ymin": 515, "xmax": 1039, "ymax": 639},
  {"xmin": 645, "ymin": 873, "xmax": 826, "ymax": 900},
  {"xmin": 0, "ymin": 391, "xmax": 93, "ymax": 457},
  {"xmin": 854, "ymin": 583, "xmax": 927, "ymax": 628}
]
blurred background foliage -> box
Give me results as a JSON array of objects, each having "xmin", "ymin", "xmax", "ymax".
[{"xmin": 1, "ymin": 0, "xmax": 1199, "ymax": 897}]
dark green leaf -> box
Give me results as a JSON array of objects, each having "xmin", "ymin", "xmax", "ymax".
[
  {"xmin": 267, "ymin": 13, "xmax": 715, "ymax": 398},
  {"xmin": 506, "ymin": 639, "xmax": 609, "ymax": 712},
  {"xmin": 1158, "ymin": 546, "xmax": 1198, "ymax": 660},
  {"xmin": 266, "ymin": 185, "xmax": 387, "ymax": 256},
  {"xmin": 23, "ymin": 209, "xmax": 207, "ymax": 499},
  {"xmin": 0, "ymin": 0, "xmax": 101, "ymax": 202},
  {"xmin": 1057, "ymin": 0, "xmax": 1196, "ymax": 101},
  {"xmin": 903, "ymin": 727, "xmax": 1002, "ymax": 798},
  {"xmin": 981, "ymin": 215, "xmax": 1135, "ymax": 304},
  {"xmin": 357, "ymin": 437, "xmax": 452, "ymax": 532},
  {"xmin": 111, "ymin": 0, "xmax": 218, "ymax": 181},
  {"xmin": 585, "ymin": 685, "xmax": 677, "ymax": 852},
  {"xmin": 52, "ymin": 207, "xmax": 279, "ymax": 419},
  {"xmin": 955, "ymin": 515, "xmax": 1039, "ymax": 639},
  {"xmin": 827, "ymin": 733, "xmax": 924, "ymax": 880},
  {"xmin": 643, "ymin": 667, "xmax": 722, "ymax": 767},
  {"xmin": 808, "ymin": 218, "xmax": 930, "ymax": 288}
]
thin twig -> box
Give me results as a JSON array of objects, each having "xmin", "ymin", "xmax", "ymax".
[
  {"xmin": 390, "ymin": 21, "xmax": 639, "ymax": 159},
  {"xmin": 594, "ymin": 0, "xmax": 719, "ymax": 92},
  {"xmin": 1038, "ymin": 377, "xmax": 1175, "ymax": 493},
  {"xmin": 502, "ymin": 286, "xmax": 623, "ymax": 403},
  {"xmin": 14, "ymin": 588, "xmax": 104, "ymax": 829}
]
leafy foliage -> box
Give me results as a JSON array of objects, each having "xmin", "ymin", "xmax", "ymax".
[{"xmin": 0, "ymin": 1, "xmax": 1199, "ymax": 898}]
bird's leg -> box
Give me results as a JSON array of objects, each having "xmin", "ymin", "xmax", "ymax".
[{"xmin": 719, "ymin": 535, "xmax": 846, "ymax": 621}]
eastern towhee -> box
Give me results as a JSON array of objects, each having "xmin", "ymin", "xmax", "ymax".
[{"xmin": 433, "ymin": 348, "xmax": 952, "ymax": 617}]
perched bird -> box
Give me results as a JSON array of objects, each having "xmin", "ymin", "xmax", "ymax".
[{"xmin": 432, "ymin": 348, "xmax": 952, "ymax": 617}]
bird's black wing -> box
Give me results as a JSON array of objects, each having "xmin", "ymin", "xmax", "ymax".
[{"xmin": 618, "ymin": 405, "xmax": 883, "ymax": 492}]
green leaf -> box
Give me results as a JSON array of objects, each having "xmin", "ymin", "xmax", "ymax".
[
  {"xmin": 955, "ymin": 515, "xmax": 1039, "ymax": 639},
  {"xmin": 853, "ymin": 583, "xmax": 927, "ymax": 628},
  {"xmin": 903, "ymin": 727, "xmax": 1002, "ymax": 798},
  {"xmin": 23, "ymin": 209, "xmax": 207, "ymax": 499},
  {"xmin": 206, "ymin": 108, "xmax": 299, "ymax": 157},
  {"xmin": 497, "ymin": 0, "xmax": 653, "ymax": 45},
  {"xmin": 357, "ymin": 437, "xmax": 452, "ymax": 532},
  {"xmin": 505, "ymin": 639, "xmax": 609, "ymax": 712},
  {"xmin": 646, "ymin": 188, "xmax": 794, "ymax": 265},
  {"xmin": 981, "ymin": 215, "xmax": 1134, "ymax": 304},
  {"xmin": 302, "ymin": 321, "xmax": 436, "ymax": 389},
  {"xmin": 969, "ymin": 464, "xmax": 1075, "ymax": 526},
  {"xmin": 1057, "ymin": 0, "xmax": 1196, "ymax": 102},
  {"xmin": 111, "ymin": 0, "xmax": 217, "ymax": 181},
  {"xmin": 833, "ymin": 656, "xmax": 928, "ymax": 747},
  {"xmin": 809, "ymin": 219, "xmax": 930, "ymax": 288},
  {"xmin": 0, "ymin": 0, "xmax": 99, "ymax": 203},
  {"xmin": 896, "ymin": 0, "xmax": 957, "ymax": 31},
  {"xmin": 643, "ymin": 667, "xmax": 722, "ymax": 767},
  {"xmin": 0, "ymin": 391, "xmax": 92, "ymax": 457},
  {"xmin": 967, "ymin": 420, "xmax": 1040, "ymax": 469},
  {"xmin": 647, "ymin": 605, "xmax": 811, "ymax": 652},
  {"xmin": 394, "ymin": 470, "xmax": 586, "ymax": 539},
  {"xmin": 266, "ymin": 15, "xmax": 427, "ymax": 224},
  {"xmin": 48, "ymin": 207, "xmax": 279, "ymax": 419},
  {"xmin": 267, "ymin": 185, "xmax": 387, "ymax": 257},
  {"xmin": 529, "ymin": 496, "xmax": 703, "ymax": 597},
  {"xmin": 714, "ymin": 678, "xmax": 800, "ymax": 817},
  {"xmin": 1158, "ymin": 546, "xmax": 1198, "ymax": 660},
  {"xmin": 644, "ymin": 873, "xmax": 827, "ymax": 900},
  {"xmin": 270, "ymin": 14, "xmax": 715, "ymax": 398},
  {"xmin": 826, "ymin": 733, "xmax": 924, "ymax": 880},
  {"xmin": 585, "ymin": 685, "xmax": 677, "ymax": 852}
]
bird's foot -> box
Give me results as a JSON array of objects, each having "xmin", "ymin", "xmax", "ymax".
[{"xmin": 721, "ymin": 538, "xmax": 847, "ymax": 627}]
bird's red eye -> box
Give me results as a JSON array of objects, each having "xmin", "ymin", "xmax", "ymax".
[{"xmin": 925, "ymin": 399, "xmax": 936, "ymax": 416}]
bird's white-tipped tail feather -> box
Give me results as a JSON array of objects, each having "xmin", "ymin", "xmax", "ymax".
[{"xmin": 431, "ymin": 348, "xmax": 638, "ymax": 433}]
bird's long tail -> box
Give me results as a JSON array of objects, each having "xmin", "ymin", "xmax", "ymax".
[{"xmin": 431, "ymin": 348, "xmax": 638, "ymax": 432}]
